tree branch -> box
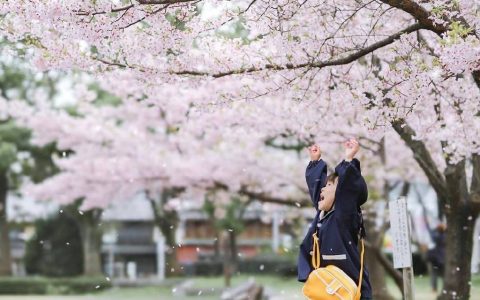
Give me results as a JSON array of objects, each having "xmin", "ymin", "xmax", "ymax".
[
  {"xmin": 381, "ymin": 0, "xmax": 479, "ymax": 40},
  {"xmin": 75, "ymin": 4, "xmax": 134, "ymax": 16},
  {"xmin": 138, "ymin": 0, "xmax": 198, "ymax": 4},
  {"xmin": 379, "ymin": 0, "xmax": 447, "ymax": 35},
  {"xmin": 239, "ymin": 187, "xmax": 310, "ymax": 207},
  {"xmin": 212, "ymin": 181, "xmax": 310, "ymax": 207},
  {"xmin": 473, "ymin": 70, "xmax": 480, "ymax": 91},
  {"xmin": 172, "ymin": 23, "xmax": 423, "ymax": 78},
  {"xmin": 74, "ymin": 0, "xmax": 197, "ymax": 16},
  {"xmin": 390, "ymin": 118, "xmax": 448, "ymax": 198}
]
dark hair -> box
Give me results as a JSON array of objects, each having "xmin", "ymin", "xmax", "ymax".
[{"xmin": 326, "ymin": 172, "xmax": 339, "ymax": 183}]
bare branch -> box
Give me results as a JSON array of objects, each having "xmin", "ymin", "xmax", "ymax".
[
  {"xmin": 212, "ymin": 181, "xmax": 310, "ymax": 207},
  {"xmin": 239, "ymin": 187, "xmax": 310, "ymax": 207},
  {"xmin": 244, "ymin": 0, "xmax": 258, "ymax": 13},
  {"xmin": 95, "ymin": 57, "xmax": 128, "ymax": 68},
  {"xmin": 74, "ymin": 0, "xmax": 196, "ymax": 16},
  {"xmin": 75, "ymin": 4, "xmax": 134, "ymax": 16},
  {"xmin": 120, "ymin": 5, "xmax": 169, "ymax": 30}
]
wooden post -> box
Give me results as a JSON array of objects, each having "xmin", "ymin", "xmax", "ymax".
[
  {"xmin": 389, "ymin": 196, "xmax": 414, "ymax": 300},
  {"xmin": 403, "ymin": 267, "xmax": 414, "ymax": 300}
]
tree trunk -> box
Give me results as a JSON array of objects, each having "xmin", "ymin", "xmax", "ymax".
[
  {"xmin": 221, "ymin": 226, "xmax": 241, "ymax": 288},
  {"xmin": 440, "ymin": 203, "xmax": 478, "ymax": 300},
  {"xmin": 213, "ymin": 230, "xmax": 220, "ymax": 257},
  {"xmin": 438, "ymin": 160, "xmax": 480, "ymax": 300},
  {"xmin": 364, "ymin": 250, "xmax": 397, "ymax": 300},
  {"xmin": 78, "ymin": 208, "xmax": 103, "ymax": 276},
  {"xmin": 148, "ymin": 190, "xmax": 180, "ymax": 277},
  {"xmin": 364, "ymin": 210, "xmax": 397, "ymax": 300},
  {"xmin": 159, "ymin": 210, "xmax": 179, "ymax": 276},
  {"xmin": 221, "ymin": 231, "xmax": 233, "ymax": 287},
  {"xmin": 229, "ymin": 229, "xmax": 238, "ymax": 275},
  {"xmin": 0, "ymin": 172, "xmax": 12, "ymax": 276}
]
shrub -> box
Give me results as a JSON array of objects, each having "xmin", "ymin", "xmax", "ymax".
[
  {"xmin": 25, "ymin": 204, "xmax": 83, "ymax": 277},
  {"xmin": 237, "ymin": 255, "xmax": 296, "ymax": 276},
  {"xmin": 0, "ymin": 276, "xmax": 111, "ymax": 295},
  {"xmin": 187, "ymin": 254, "xmax": 296, "ymax": 276}
]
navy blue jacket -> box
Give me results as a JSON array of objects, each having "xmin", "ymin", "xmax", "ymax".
[
  {"xmin": 297, "ymin": 158, "xmax": 372, "ymax": 299},
  {"xmin": 427, "ymin": 227, "xmax": 445, "ymax": 268}
]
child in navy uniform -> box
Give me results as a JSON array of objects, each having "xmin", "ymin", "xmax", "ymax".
[{"xmin": 297, "ymin": 138, "xmax": 373, "ymax": 300}]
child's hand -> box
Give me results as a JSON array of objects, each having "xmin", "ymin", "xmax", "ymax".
[
  {"xmin": 344, "ymin": 138, "xmax": 359, "ymax": 160},
  {"xmin": 308, "ymin": 144, "xmax": 322, "ymax": 161}
]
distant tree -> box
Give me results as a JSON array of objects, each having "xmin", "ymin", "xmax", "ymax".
[
  {"xmin": 24, "ymin": 203, "xmax": 83, "ymax": 277},
  {"xmin": 0, "ymin": 52, "xmax": 58, "ymax": 275}
]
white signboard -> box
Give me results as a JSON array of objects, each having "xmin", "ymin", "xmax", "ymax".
[{"xmin": 389, "ymin": 197, "xmax": 413, "ymax": 269}]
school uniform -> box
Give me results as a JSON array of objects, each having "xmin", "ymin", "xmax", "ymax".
[{"xmin": 297, "ymin": 158, "xmax": 373, "ymax": 299}]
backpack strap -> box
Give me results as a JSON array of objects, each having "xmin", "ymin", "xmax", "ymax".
[
  {"xmin": 311, "ymin": 232, "xmax": 321, "ymax": 269},
  {"xmin": 355, "ymin": 239, "xmax": 365, "ymax": 300},
  {"xmin": 359, "ymin": 209, "xmax": 367, "ymax": 239},
  {"xmin": 311, "ymin": 232, "xmax": 365, "ymax": 300},
  {"xmin": 356, "ymin": 209, "xmax": 366, "ymax": 299}
]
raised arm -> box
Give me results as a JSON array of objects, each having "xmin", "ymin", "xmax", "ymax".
[
  {"xmin": 334, "ymin": 139, "xmax": 368, "ymax": 214},
  {"xmin": 305, "ymin": 144, "xmax": 328, "ymax": 211}
]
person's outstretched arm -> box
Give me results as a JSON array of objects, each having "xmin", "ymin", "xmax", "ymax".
[
  {"xmin": 305, "ymin": 144, "xmax": 328, "ymax": 211},
  {"xmin": 334, "ymin": 139, "xmax": 368, "ymax": 215}
]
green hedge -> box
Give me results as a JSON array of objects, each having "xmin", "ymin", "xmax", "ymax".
[
  {"xmin": 188, "ymin": 255, "xmax": 296, "ymax": 277},
  {"xmin": 0, "ymin": 276, "xmax": 112, "ymax": 295},
  {"xmin": 238, "ymin": 255, "xmax": 296, "ymax": 276}
]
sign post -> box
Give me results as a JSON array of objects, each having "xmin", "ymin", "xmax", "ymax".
[{"xmin": 389, "ymin": 196, "xmax": 414, "ymax": 300}]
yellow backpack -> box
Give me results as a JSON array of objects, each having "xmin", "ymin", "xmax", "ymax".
[{"xmin": 302, "ymin": 232, "xmax": 365, "ymax": 300}]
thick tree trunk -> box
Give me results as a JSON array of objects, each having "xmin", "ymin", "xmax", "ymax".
[
  {"xmin": 440, "ymin": 203, "xmax": 478, "ymax": 300},
  {"xmin": 438, "ymin": 160, "xmax": 480, "ymax": 300},
  {"xmin": 0, "ymin": 172, "xmax": 12, "ymax": 276},
  {"xmin": 391, "ymin": 120, "xmax": 480, "ymax": 299},
  {"xmin": 78, "ymin": 209, "xmax": 103, "ymax": 276}
]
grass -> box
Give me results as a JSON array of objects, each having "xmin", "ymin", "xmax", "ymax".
[{"xmin": 0, "ymin": 274, "xmax": 479, "ymax": 299}]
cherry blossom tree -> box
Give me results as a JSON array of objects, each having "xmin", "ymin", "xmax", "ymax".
[
  {"xmin": 3, "ymin": 84, "xmax": 419, "ymax": 293},
  {"xmin": 2, "ymin": 93, "xmax": 314, "ymax": 276},
  {"xmin": 1, "ymin": 0, "xmax": 479, "ymax": 298}
]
